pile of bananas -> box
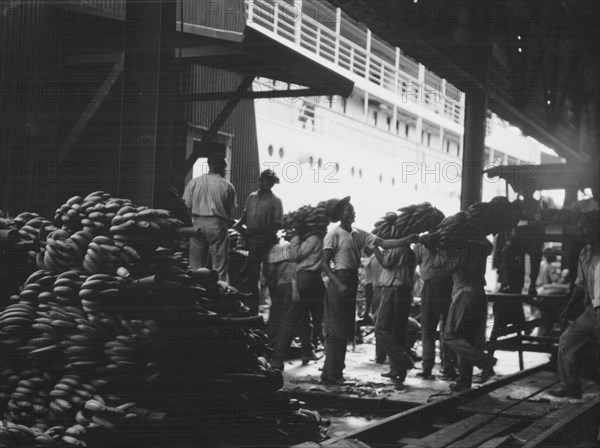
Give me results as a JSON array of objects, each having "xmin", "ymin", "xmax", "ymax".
[
  {"xmin": 372, "ymin": 202, "xmax": 445, "ymax": 238},
  {"xmin": 1, "ymin": 194, "xmax": 327, "ymax": 447},
  {"xmin": 432, "ymin": 197, "xmax": 522, "ymax": 248},
  {"xmin": 281, "ymin": 202, "xmax": 329, "ymax": 238}
]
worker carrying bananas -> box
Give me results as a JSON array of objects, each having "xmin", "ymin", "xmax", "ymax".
[
  {"xmin": 182, "ymin": 153, "xmax": 237, "ymax": 283},
  {"xmin": 233, "ymin": 169, "xmax": 283, "ymax": 315},
  {"xmin": 413, "ymin": 240, "xmax": 458, "ymax": 380},
  {"xmin": 319, "ymin": 196, "xmax": 418, "ymax": 385},
  {"xmin": 270, "ymin": 227, "xmax": 326, "ymax": 370},
  {"xmin": 371, "ymin": 243, "xmax": 417, "ymax": 385},
  {"xmin": 549, "ymin": 211, "xmax": 600, "ymax": 399},
  {"xmin": 435, "ymin": 238, "xmax": 497, "ymax": 392}
]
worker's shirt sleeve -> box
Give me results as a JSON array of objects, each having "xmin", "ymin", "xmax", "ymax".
[
  {"xmin": 360, "ymin": 230, "xmax": 377, "ymax": 252},
  {"xmin": 323, "ymin": 229, "xmax": 337, "ymax": 252},
  {"xmin": 272, "ymin": 197, "xmax": 283, "ymax": 229},
  {"xmin": 227, "ymin": 183, "xmax": 237, "ymax": 218},
  {"xmin": 182, "ymin": 180, "xmax": 193, "ymax": 210},
  {"xmin": 574, "ymin": 248, "xmax": 587, "ymax": 291}
]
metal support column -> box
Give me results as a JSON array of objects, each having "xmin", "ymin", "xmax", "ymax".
[
  {"xmin": 118, "ymin": 0, "xmax": 177, "ymax": 206},
  {"xmin": 460, "ymin": 87, "xmax": 488, "ymax": 209}
]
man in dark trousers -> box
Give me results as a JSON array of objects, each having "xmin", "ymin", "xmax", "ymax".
[
  {"xmin": 319, "ymin": 196, "xmax": 418, "ymax": 385},
  {"xmin": 182, "ymin": 153, "xmax": 237, "ymax": 282},
  {"xmin": 271, "ymin": 229, "xmax": 326, "ymax": 370},
  {"xmin": 549, "ymin": 211, "xmax": 600, "ymax": 398},
  {"xmin": 233, "ymin": 169, "xmax": 283, "ymax": 315},
  {"xmin": 414, "ymin": 242, "xmax": 457, "ymax": 379},
  {"xmin": 372, "ymin": 244, "xmax": 416, "ymax": 384},
  {"xmin": 441, "ymin": 239, "xmax": 497, "ymax": 392}
]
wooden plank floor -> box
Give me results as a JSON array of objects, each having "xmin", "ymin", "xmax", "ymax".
[{"xmin": 311, "ymin": 369, "xmax": 600, "ymax": 448}]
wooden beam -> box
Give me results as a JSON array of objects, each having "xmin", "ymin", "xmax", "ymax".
[
  {"xmin": 118, "ymin": 0, "xmax": 177, "ymax": 206},
  {"xmin": 57, "ymin": 54, "xmax": 124, "ymax": 163},
  {"xmin": 180, "ymin": 75, "xmax": 255, "ymax": 178},
  {"xmin": 182, "ymin": 86, "xmax": 341, "ymax": 102},
  {"xmin": 62, "ymin": 52, "xmax": 123, "ymax": 66},
  {"xmin": 175, "ymin": 21, "xmax": 243, "ymax": 43},
  {"xmin": 176, "ymin": 45, "xmax": 245, "ymax": 60}
]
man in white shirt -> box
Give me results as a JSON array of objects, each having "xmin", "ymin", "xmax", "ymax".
[
  {"xmin": 182, "ymin": 153, "xmax": 236, "ymax": 282},
  {"xmin": 319, "ymin": 196, "xmax": 418, "ymax": 385}
]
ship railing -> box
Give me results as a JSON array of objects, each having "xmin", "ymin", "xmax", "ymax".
[
  {"xmin": 66, "ymin": 0, "xmax": 463, "ymax": 125},
  {"xmin": 246, "ymin": 0, "xmax": 464, "ymax": 125}
]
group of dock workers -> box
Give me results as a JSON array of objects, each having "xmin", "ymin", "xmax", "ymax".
[{"xmin": 183, "ymin": 153, "xmax": 600, "ymax": 397}]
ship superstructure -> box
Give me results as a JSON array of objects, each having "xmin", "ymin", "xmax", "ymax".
[{"xmin": 245, "ymin": 0, "xmax": 549, "ymax": 227}]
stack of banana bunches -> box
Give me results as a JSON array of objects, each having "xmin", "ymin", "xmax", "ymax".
[
  {"xmin": 372, "ymin": 202, "xmax": 446, "ymax": 239},
  {"xmin": 281, "ymin": 202, "xmax": 329, "ymax": 239},
  {"xmin": 0, "ymin": 192, "xmax": 326, "ymax": 447},
  {"xmin": 429, "ymin": 197, "xmax": 522, "ymax": 249}
]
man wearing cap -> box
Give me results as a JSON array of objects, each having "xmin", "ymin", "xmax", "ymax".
[
  {"xmin": 183, "ymin": 153, "xmax": 237, "ymax": 282},
  {"xmin": 319, "ymin": 196, "xmax": 418, "ymax": 385},
  {"xmin": 234, "ymin": 169, "xmax": 284, "ymax": 315}
]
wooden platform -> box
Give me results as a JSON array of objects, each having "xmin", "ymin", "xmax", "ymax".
[{"xmin": 290, "ymin": 366, "xmax": 599, "ymax": 448}]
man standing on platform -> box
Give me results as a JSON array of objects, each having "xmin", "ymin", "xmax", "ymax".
[
  {"xmin": 413, "ymin": 242, "xmax": 457, "ymax": 380},
  {"xmin": 319, "ymin": 196, "xmax": 418, "ymax": 385},
  {"xmin": 372, "ymin": 244, "xmax": 416, "ymax": 384},
  {"xmin": 549, "ymin": 211, "xmax": 600, "ymax": 399},
  {"xmin": 183, "ymin": 153, "xmax": 236, "ymax": 282},
  {"xmin": 441, "ymin": 239, "xmax": 497, "ymax": 392},
  {"xmin": 234, "ymin": 169, "xmax": 283, "ymax": 315}
]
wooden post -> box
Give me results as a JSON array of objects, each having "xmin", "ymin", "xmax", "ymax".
[
  {"xmin": 119, "ymin": 0, "xmax": 177, "ymax": 206},
  {"xmin": 460, "ymin": 87, "xmax": 488, "ymax": 209}
]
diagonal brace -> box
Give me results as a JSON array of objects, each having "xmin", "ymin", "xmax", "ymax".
[
  {"xmin": 57, "ymin": 53, "xmax": 124, "ymax": 163},
  {"xmin": 180, "ymin": 75, "xmax": 255, "ymax": 177}
]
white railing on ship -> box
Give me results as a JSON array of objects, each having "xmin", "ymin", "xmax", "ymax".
[{"xmin": 246, "ymin": 0, "xmax": 464, "ymax": 125}]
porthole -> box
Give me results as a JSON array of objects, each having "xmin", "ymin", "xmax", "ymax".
[
  {"xmin": 351, "ymin": 167, "xmax": 355, "ymax": 176},
  {"xmin": 379, "ymin": 174, "xmax": 383, "ymax": 183},
  {"xmin": 268, "ymin": 145, "xmax": 274, "ymax": 156},
  {"xmin": 318, "ymin": 158, "xmax": 322, "ymax": 168},
  {"xmin": 392, "ymin": 178, "xmax": 395, "ymax": 186},
  {"xmin": 309, "ymin": 156, "xmax": 314, "ymax": 165},
  {"xmin": 335, "ymin": 163, "xmax": 339, "ymax": 172},
  {"xmin": 358, "ymin": 169, "xmax": 363, "ymax": 178},
  {"xmin": 279, "ymin": 147, "xmax": 284, "ymax": 159}
]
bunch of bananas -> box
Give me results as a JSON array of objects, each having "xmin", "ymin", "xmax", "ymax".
[
  {"xmin": 372, "ymin": 202, "xmax": 444, "ymax": 238},
  {"xmin": 79, "ymin": 274, "xmax": 122, "ymax": 315},
  {"xmin": 431, "ymin": 198, "xmax": 522, "ymax": 248},
  {"xmin": 34, "ymin": 230, "xmax": 92, "ymax": 274},
  {"xmin": 0, "ymin": 303, "xmax": 36, "ymax": 350},
  {"xmin": 5, "ymin": 373, "xmax": 53, "ymax": 423},
  {"xmin": 82, "ymin": 236, "xmax": 140, "ymax": 275},
  {"xmin": 53, "ymin": 191, "xmax": 116, "ymax": 234},
  {"xmin": 281, "ymin": 202, "xmax": 329, "ymax": 238},
  {"xmin": 99, "ymin": 318, "xmax": 161, "ymax": 377},
  {"xmin": 110, "ymin": 207, "xmax": 184, "ymax": 252}
]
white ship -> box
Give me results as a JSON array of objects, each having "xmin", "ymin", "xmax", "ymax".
[{"xmin": 244, "ymin": 0, "xmax": 554, "ymax": 229}]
